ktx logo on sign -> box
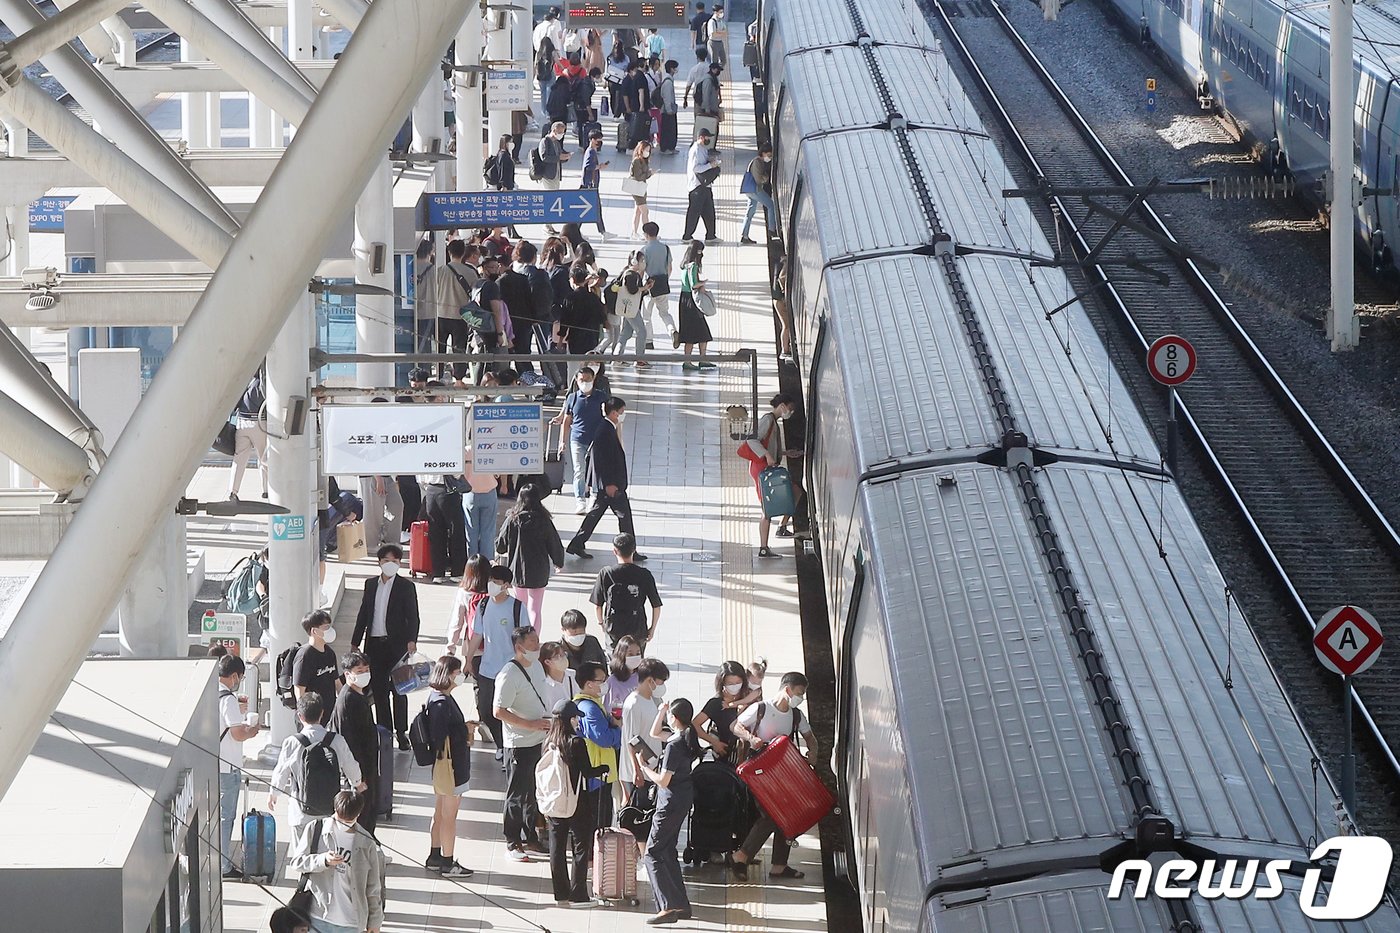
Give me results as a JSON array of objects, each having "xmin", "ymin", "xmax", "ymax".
[{"xmin": 1313, "ymin": 605, "xmax": 1384, "ymax": 676}]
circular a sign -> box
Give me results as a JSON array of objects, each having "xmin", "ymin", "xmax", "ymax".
[
  {"xmin": 1147, "ymin": 334, "xmax": 1197, "ymax": 386},
  {"xmin": 1313, "ymin": 605, "xmax": 1384, "ymax": 677}
]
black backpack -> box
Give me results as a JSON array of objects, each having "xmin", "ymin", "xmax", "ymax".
[
  {"xmin": 603, "ymin": 578, "xmax": 647, "ymax": 641},
  {"xmin": 275, "ymin": 643, "xmax": 302, "ymax": 710},
  {"xmin": 408, "ymin": 705, "xmax": 437, "ymax": 767},
  {"xmin": 484, "ymin": 153, "xmax": 503, "ymax": 188},
  {"xmin": 529, "ymin": 146, "xmax": 547, "ymax": 181},
  {"xmin": 295, "ymin": 732, "xmax": 341, "ymax": 817}
]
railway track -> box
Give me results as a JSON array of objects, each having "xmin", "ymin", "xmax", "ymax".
[{"xmin": 930, "ymin": 0, "xmax": 1400, "ymax": 831}]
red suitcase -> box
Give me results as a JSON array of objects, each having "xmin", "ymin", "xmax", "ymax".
[
  {"xmin": 409, "ymin": 520, "xmax": 432, "ymax": 578},
  {"xmin": 736, "ymin": 735, "xmax": 834, "ymax": 839}
]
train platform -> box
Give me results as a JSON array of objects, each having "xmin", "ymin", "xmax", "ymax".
[{"xmin": 183, "ymin": 54, "xmax": 832, "ymax": 933}]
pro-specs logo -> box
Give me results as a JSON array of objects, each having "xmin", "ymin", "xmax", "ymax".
[{"xmin": 1109, "ymin": 836, "xmax": 1393, "ymax": 919}]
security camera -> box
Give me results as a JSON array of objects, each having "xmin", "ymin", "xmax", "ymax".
[{"xmin": 20, "ymin": 266, "xmax": 60, "ymax": 288}]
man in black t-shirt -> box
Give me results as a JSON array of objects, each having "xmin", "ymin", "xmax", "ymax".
[
  {"xmin": 292, "ymin": 608, "xmax": 341, "ymax": 706},
  {"xmin": 589, "ymin": 533, "xmax": 662, "ymax": 648},
  {"xmin": 689, "ymin": 2, "xmax": 711, "ymax": 52}
]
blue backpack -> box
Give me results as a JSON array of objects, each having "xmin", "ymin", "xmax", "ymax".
[{"xmin": 222, "ymin": 551, "xmax": 265, "ymax": 616}]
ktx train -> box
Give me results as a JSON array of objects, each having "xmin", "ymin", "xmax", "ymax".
[
  {"xmin": 1111, "ymin": 0, "xmax": 1400, "ymax": 269},
  {"xmin": 756, "ymin": 0, "xmax": 1400, "ymax": 928}
]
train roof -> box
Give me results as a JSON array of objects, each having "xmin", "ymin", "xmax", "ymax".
[
  {"xmin": 1280, "ymin": 0, "xmax": 1400, "ymax": 80},
  {"xmin": 763, "ymin": 0, "xmax": 937, "ymax": 55},
  {"xmin": 924, "ymin": 869, "xmax": 1400, "ymax": 931},
  {"xmin": 778, "ymin": 44, "xmax": 970, "ymax": 133},
  {"xmin": 863, "ymin": 463, "xmax": 1336, "ymax": 876}
]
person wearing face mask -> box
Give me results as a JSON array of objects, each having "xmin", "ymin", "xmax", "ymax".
[
  {"xmin": 329, "ymin": 651, "xmax": 381, "ymax": 833},
  {"xmin": 639, "ymin": 698, "xmax": 698, "ymax": 924},
  {"xmin": 537, "ymin": 122, "xmax": 574, "ymax": 234},
  {"xmin": 542, "ymin": 699, "xmax": 611, "ymax": 904},
  {"xmin": 573, "ymin": 661, "xmax": 623, "ymax": 828},
  {"xmin": 591, "ymin": 532, "xmax": 661, "ymax": 649},
  {"xmin": 287, "ymin": 790, "xmax": 385, "ymax": 933},
  {"xmin": 294, "ymin": 608, "xmax": 341, "ymax": 707},
  {"xmin": 605, "ymin": 634, "xmax": 646, "ymax": 713},
  {"xmin": 216, "ymin": 654, "xmax": 261, "ymax": 878},
  {"xmin": 423, "ymin": 655, "xmax": 476, "ymax": 877},
  {"xmin": 746, "ymin": 393, "xmax": 802, "ymax": 558},
  {"xmin": 492, "ymin": 626, "xmax": 553, "ymax": 860},
  {"xmin": 495, "ymin": 483, "xmax": 566, "ymax": 628},
  {"xmin": 739, "ymin": 143, "xmax": 776, "ymax": 245},
  {"xmin": 351, "ymin": 544, "xmax": 421, "ymax": 751},
  {"xmin": 559, "ymin": 608, "xmax": 609, "ymax": 673},
  {"xmin": 465, "ymin": 565, "xmax": 527, "ymax": 760},
  {"xmin": 620, "ymin": 657, "xmax": 669, "ymax": 802},
  {"xmin": 568, "ymin": 397, "xmax": 645, "ymax": 558},
  {"xmin": 472, "ymin": 254, "xmax": 511, "ymax": 359},
  {"xmin": 691, "ymin": 660, "xmax": 748, "ymax": 764},
  {"xmin": 729, "ymin": 672, "xmax": 817, "ymax": 881},
  {"xmin": 553, "ymin": 364, "xmax": 610, "ymax": 513},
  {"xmin": 538, "ymin": 640, "xmax": 580, "ymax": 713}
]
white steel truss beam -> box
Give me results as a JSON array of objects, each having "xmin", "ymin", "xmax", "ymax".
[
  {"xmin": 3, "ymin": 0, "xmax": 131, "ymax": 68},
  {"xmin": 0, "ymin": 0, "xmax": 469, "ymax": 801}
]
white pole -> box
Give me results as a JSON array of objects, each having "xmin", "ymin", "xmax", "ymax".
[
  {"xmin": 486, "ymin": 9, "xmax": 513, "ymax": 160},
  {"xmin": 355, "ymin": 162, "xmax": 396, "ymax": 390},
  {"xmin": 181, "ymin": 38, "xmax": 212, "ymax": 149},
  {"xmin": 287, "ymin": 0, "xmax": 315, "ymax": 63},
  {"xmin": 412, "ymin": 73, "xmax": 446, "ymax": 189},
  {"xmin": 1330, "ymin": 0, "xmax": 1359, "ymax": 350},
  {"xmin": 456, "ymin": 3, "xmax": 484, "ymax": 190},
  {"xmin": 263, "ymin": 297, "xmax": 317, "ymax": 745},
  {"xmin": 0, "ymin": 0, "xmax": 470, "ymax": 801}
]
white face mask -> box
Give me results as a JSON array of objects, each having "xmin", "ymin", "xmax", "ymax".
[
  {"xmin": 488, "ymin": 582, "xmax": 507, "ymax": 597},
  {"xmin": 652, "ymin": 683, "xmax": 667, "ymax": 699},
  {"xmin": 577, "ymin": 379, "xmax": 594, "ymax": 394},
  {"xmin": 778, "ymin": 409, "xmax": 792, "ymax": 421},
  {"xmin": 625, "ymin": 655, "xmax": 643, "ymax": 671},
  {"xmin": 523, "ymin": 648, "xmax": 541, "ymax": 663},
  {"xmin": 565, "ymin": 633, "xmax": 587, "ymax": 647},
  {"xmin": 380, "ymin": 561, "xmax": 399, "ymax": 578},
  {"xmin": 320, "ymin": 627, "xmax": 337, "ymax": 644},
  {"xmin": 451, "ymin": 672, "xmax": 466, "ymax": 686},
  {"xmin": 748, "ymin": 678, "xmax": 763, "ymax": 690},
  {"xmin": 723, "ymin": 682, "xmax": 743, "ymax": 696},
  {"xmin": 788, "ymin": 692, "xmax": 805, "ymax": 709},
  {"xmin": 348, "ymin": 670, "xmax": 372, "ymax": 689}
]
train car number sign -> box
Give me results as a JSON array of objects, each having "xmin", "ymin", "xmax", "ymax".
[
  {"xmin": 1313, "ymin": 605, "xmax": 1384, "ymax": 677},
  {"xmin": 1146, "ymin": 334, "xmax": 1196, "ymax": 386}
]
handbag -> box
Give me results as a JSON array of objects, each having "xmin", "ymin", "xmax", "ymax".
[
  {"xmin": 740, "ymin": 169, "xmax": 757, "ymax": 196},
  {"xmin": 695, "ymin": 289, "xmax": 717, "ymax": 317},
  {"xmin": 618, "ymin": 781, "xmax": 657, "ymax": 842},
  {"xmin": 287, "ymin": 819, "xmax": 324, "ymax": 920},
  {"xmin": 213, "ymin": 421, "xmax": 237, "ymax": 456},
  {"xmin": 742, "ymin": 40, "xmax": 758, "ymax": 68},
  {"xmin": 737, "ymin": 417, "xmax": 776, "ymax": 462},
  {"xmin": 620, "ymin": 174, "xmax": 648, "ymax": 196}
]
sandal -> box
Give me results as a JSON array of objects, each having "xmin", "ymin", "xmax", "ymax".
[{"xmin": 769, "ymin": 866, "xmax": 804, "ymax": 880}]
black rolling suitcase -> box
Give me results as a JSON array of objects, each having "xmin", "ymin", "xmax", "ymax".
[
  {"xmin": 658, "ymin": 111, "xmax": 679, "ymax": 152},
  {"xmin": 535, "ymin": 323, "xmax": 568, "ymax": 390},
  {"xmin": 620, "ymin": 111, "xmax": 649, "ymax": 151},
  {"xmin": 682, "ymin": 759, "xmax": 753, "ymax": 864}
]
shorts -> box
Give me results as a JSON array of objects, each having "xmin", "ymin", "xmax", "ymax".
[{"xmin": 433, "ymin": 746, "xmax": 469, "ymax": 796}]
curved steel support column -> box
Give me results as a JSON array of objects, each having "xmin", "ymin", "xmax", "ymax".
[
  {"xmin": 0, "ymin": 0, "xmax": 468, "ymax": 803},
  {"xmin": 0, "ymin": 387, "xmax": 93, "ymax": 496}
]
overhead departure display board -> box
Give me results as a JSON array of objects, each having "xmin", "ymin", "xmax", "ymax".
[{"xmin": 564, "ymin": 1, "xmax": 688, "ymax": 27}]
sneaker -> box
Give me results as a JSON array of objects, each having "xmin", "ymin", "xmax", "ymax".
[
  {"xmin": 566, "ymin": 546, "xmax": 593, "ymax": 559},
  {"xmin": 397, "ymin": 732, "xmax": 410, "ymax": 751},
  {"xmin": 672, "ymin": 331, "xmax": 681, "ymax": 349},
  {"xmin": 221, "ymin": 868, "xmax": 243, "ymax": 881},
  {"xmin": 698, "ymin": 361, "xmax": 717, "ymax": 370},
  {"xmin": 494, "ymin": 748, "xmax": 504, "ymax": 762},
  {"xmin": 682, "ymin": 362, "xmax": 699, "ymax": 371},
  {"xmin": 524, "ymin": 841, "xmax": 549, "ymax": 856},
  {"xmin": 440, "ymin": 860, "xmax": 474, "ymax": 877},
  {"xmin": 645, "ymin": 341, "xmax": 656, "ymax": 350},
  {"xmin": 400, "ymin": 530, "xmax": 412, "ymax": 544},
  {"xmin": 739, "ymin": 235, "xmax": 757, "ymax": 244},
  {"xmin": 425, "ymin": 853, "xmax": 448, "ymax": 870},
  {"xmin": 575, "ymin": 499, "xmax": 588, "ymax": 514},
  {"xmin": 506, "ymin": 845, "xmax": 531, "ymax": 862}
]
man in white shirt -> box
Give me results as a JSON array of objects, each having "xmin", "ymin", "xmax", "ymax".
[
  {"xmin": 730, "ymin": 672, "xmax": 816, "ymax": 881},
  {"xmin": 620, "ymin": 658, "xmax": 669, "ymax": 799},
  {"xmin": 682, "ymin": 47, "xmax": 710, "ymax": 109},
  {"xmin": 269, "ymin": 692, "xmax": 365, "ymax": 830},
  {"xmin": 707, "ymin": 4, "xmax": 728, "ymax": 71},
  {"xmin": 682, "ymin": 128, "xmax": 721, "ymax": 242},
  {"xmin": 533, "ymin": 6, "xmax": 565, "ymax": 55},
  {"xmin": 493, "ymin": 626, "xmax": 551, "ymax": 860},
  {"xmin": 217, "ymin": 654, "xmax": 261, "ymax": 878}
]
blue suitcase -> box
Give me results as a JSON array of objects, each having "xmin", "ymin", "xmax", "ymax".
[
  {"xmin": 242, "ymin": 808, "xmax": 276, "ymax": 880},
  {"xmin": 759, "ymin": 466, "xmax": 795, "ymax": 519},
  {"xmin": 376, "ymin": 725, "xmax": 395, "ymax": 819}
]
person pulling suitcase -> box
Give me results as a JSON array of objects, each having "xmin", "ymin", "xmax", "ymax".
[{"xmin": 728, "ymin": 673, "xmax": 817, "ymax": 882}]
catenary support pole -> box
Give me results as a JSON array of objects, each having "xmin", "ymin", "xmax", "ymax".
[
  {"xmin": 1342, "ymin": 673, "xmax": 1357, "ymax": 813},
  {"xmin": 1329, "ymin": 0, "xmax": 1358, "ymax": 350},
  {"xmin": 456, "ymin": 2, "xmax": 484, "ymax": 191},
  {"xmin": 0, "ymin": 0, "xmax": 469, "ymax": 803},
  {"xmin": 1166, "ymin": 389, "xmax": 1178, "ymax": 477},
  {"xmin": 0, "ymin": 0, "xmax": 238, "ymax": 233},
  {"xmin": 486, "ymin": 7, "xmax": 513, "ymax": 160},
  {"xmin": 355, "ymin": 162, "xmax": 396, "ymax": 390}
]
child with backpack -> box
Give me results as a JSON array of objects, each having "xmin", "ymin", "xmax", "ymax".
[
  {"xmin": 412, "ymin": 655, "xmax": 475, "ymax": 877},
  {"xmin": 269, "ymin": 693, "xmax": 364, "ymax": 830},
  {"xmin": 538, "ymin": 698, "xmax": 610, "ymax": 904}
]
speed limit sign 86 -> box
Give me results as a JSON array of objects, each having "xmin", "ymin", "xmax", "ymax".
[{"xmin": 1147, "ymin": 334, "xmax": 1197, "ymax": 386}]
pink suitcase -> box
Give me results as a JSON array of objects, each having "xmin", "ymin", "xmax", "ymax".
[
  {"xmin": 736, "ymin": 735, "xmax": 835, "ymax": 839},
  {"xmin": 592, "ymin": 826, "xmax": 639, "ymax": 904}
]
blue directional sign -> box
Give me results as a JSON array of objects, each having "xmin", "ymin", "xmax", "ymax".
[
  {"xmin": 28, "ymin": 195, "xmax": 77, "ymax": 232},
  {"xmin": 418, "ymin": 189, "xmax": 602, "ymax": 230}
]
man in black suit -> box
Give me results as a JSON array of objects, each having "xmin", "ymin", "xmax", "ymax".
[
  {"xmin": 567, "ymin": 397, "xmax": 647, "ymax": 561},
  {"xmin": 351, "ymin": 543, "xmax": 421, "ymax": 749}
]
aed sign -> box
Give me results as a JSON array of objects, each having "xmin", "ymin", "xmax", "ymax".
[{"xmin": 322, "ymin": 403, "xmax": 464, "ymax": 475}]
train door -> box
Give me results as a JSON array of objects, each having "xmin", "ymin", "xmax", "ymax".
[{"xmin": 1365, "ymin": 77, "xmax": 1400, "ymax": 270}]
